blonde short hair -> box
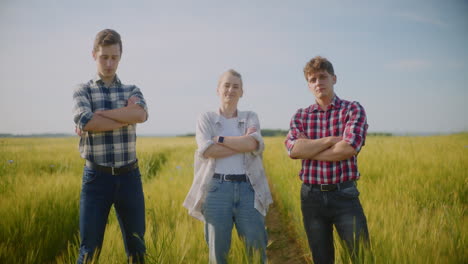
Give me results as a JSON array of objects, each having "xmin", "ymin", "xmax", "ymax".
[{"xmin": 218, "ymin": 69, "xmax": 243, "ymax": 88}]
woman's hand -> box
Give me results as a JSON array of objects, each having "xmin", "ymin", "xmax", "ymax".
[{"xmin": 246, "ymin": 127, "xmax": 257, "ymax": 135}]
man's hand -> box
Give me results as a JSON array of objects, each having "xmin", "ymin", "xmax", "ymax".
[
  {"xmin": 290, "ymin": 135, "xmax": 342, "ymax": 159},
  {"xmin": 127, "ymin": 96, "xmax": 140, "ymax": 106},
  {"xmin": 328, "ymin": 136, "xmax": 342, "ymax": 145}
]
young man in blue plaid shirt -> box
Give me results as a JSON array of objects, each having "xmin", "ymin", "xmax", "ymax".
[{"xmin": 73, "ymin": 29, "xmax": 148, "ymax": 264}]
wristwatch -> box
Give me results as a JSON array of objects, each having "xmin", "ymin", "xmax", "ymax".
[{"xmin": 217, "ymin": 136, "xmax": 225, "ymax": 144}]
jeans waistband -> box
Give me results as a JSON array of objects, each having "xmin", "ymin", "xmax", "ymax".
[
  {"xmin": 85, "ymin": 160, "xmax": 138, "ymax": 175},
  {"xmin": 213, "ymin": 173, "xmax": 247, "ymax": 182},
  {"xmin": 304, "ymin": 180, "xmax": 356, "ymax": 191}
]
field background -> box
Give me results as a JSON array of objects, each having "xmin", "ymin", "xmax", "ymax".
[{"xmin": 0, "ymin": 134, "xmax": 466, "ymax": 263}]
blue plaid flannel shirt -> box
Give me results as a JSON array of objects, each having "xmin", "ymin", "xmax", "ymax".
[{"xmin": 73, "ymin": 75, "xmax": 148, "ymax": 168}]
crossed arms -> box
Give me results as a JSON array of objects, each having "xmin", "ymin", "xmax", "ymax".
[
  {"xmin": 286, "ymin": 102, "xmax": 367, "ymax": 162},
  {"xmin": 76, "ymin": 96, "xmax": 147, "ymax": 134},
  {"xmin": 289, "ymin": 135, "xmax": 357, "ymax": 162},
  {"xmin": 203, "ymin": 127, "xmax": 259, "ymax": 159},
  {"xmin": 195, "ymin": 112, "xmax": 263, "ymax": 159}
]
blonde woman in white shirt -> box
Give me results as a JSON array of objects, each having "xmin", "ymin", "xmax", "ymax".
[{"xmin": 184, "ymin": 69, "xmax": 272, "ymax": 264}]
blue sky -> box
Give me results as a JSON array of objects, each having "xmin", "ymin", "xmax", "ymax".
[{"xmin": 1, "ymin": 0, "xmax": 467, "ymax": 135}]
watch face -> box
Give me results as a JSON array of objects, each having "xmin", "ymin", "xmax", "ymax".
[{"xmin": 218, "ymin": 136, "xmax": 224, "ymax": 143}]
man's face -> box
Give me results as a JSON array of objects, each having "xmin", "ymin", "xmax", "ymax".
[
  {"xmin": 217, "ymin": 74, "xmax": 243, "ymax": 105},
  {"xmin": 93, "ymin": 44, "xmax": 121, "ymax": 81},
  {"xmin": 307, "ymin": 70, "xmax": 336, "ymax": 100}
]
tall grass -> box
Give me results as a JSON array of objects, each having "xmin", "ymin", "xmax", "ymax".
[
  {"xmin": 1, "ymin": 134, "xmax": 466, "ymax": 263},
  {"xmin": 0, "ymin": 137, "xmax": 263, "ymax": 263},
  {"xmin": 263, "ymin": 134, "xmax": 468, "ymax": 263},
  {"xmin": 0, "ymin": 138, "xmax": 82, "ymax": 263}
]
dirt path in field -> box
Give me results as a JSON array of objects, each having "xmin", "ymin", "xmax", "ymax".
[{"xmin": 266, "ymin": 202, "xmax": 308, "ymax": 264}]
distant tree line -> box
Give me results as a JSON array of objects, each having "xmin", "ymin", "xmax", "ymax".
[
  {"xmin": 1, "ymin": 131, "xmax": 393, "ymax": 138},
  {"xmin": 0, "ymin": 133, "xmax": 73, "ymax": 138},
  {"xmin": 179, "ymin": 131, "xmax": 393, "ymax": 137},
  {"xmin": 178, "ymin": 129, "xmax": 289, "ymax": 137},
  {"xmin": 367, "ymin": 132, "xmax": 393, "ymax": 137},
  {"xmin": 261, "ymin": 129, "xmax": 288, "ymax": 137}
]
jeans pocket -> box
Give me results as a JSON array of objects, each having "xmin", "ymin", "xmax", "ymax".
[
  {"xmin": 132, "ymin": 168, "xmax": 142, "ymax": 178},
  {"xmin": 207, "ymin": 180, "xmax": 219, "ymax": 192},
  {"xmin": 82, "ymin": 168, "xmax": 98, "ymax": 184},
  {"xmin": 336, "ymin": 186, "xmax": 360, "ymax": 199},
  {"xmin": 300, "ymin": 184, "xmax": 309, "ymax": 201}
]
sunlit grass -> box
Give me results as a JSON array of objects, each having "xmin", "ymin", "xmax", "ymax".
[
  {"xmin": 0, "ymin": 137, "xmax": 263, "ymax": 263},
  {"xmin": 0, "ymin": 134, "xmax": 466, "ymax": 263},
  {"xmin": 264, "ymin": 134, "xmax": 468, "ymax": 264}
]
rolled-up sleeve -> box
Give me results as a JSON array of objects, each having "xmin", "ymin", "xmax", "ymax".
[
  {"xmin": 129, "ymin": 86, "xmax": 149, "ymax": 121},
  {"xmin": 72, "ymin": 85, "xmax": 93, "ymax": 130},
  {"xmin": 285, "ymin": 110, "xmax": 303, "ymax": 158},
  {"xmin": 246, "ymin": 112, "xmax": 264, "ymax": 156},
  {"xmin": 343, "ymin": 102, "xmax": 368, "ymax": 152},
  {"xmin": 195, "ymin": 112, "xmax": 214, "ymax": 160}
]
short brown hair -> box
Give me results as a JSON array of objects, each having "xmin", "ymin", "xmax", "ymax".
[
  {"xmin": 218, "ymin": 69, "xmax": 243, "ymax": 88},
  {"xmin": 303, "ymin": 56, "xmax": 335, "ymax": 80},
  {"xmin": 93, "ymin": 29, "xmax": 122, "ymax": 54}
]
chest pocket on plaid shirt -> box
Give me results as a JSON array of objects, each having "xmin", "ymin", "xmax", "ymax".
[
  {"xmin": 112, "ymin": 94, "xmax": 127, "ymax": 109},
  {"xmin": 115, "ymin": 99, "xmax": 127, "ymax": 109}
]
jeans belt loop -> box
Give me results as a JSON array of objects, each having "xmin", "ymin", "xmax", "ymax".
[{"xmin": 112, "ymin": 167, "xmax": 116, "ymax": 176}]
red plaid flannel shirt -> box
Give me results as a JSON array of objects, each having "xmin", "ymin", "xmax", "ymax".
[{"xmin": 285, "ymin": 96, "xmax": 368, "ymax": 184}]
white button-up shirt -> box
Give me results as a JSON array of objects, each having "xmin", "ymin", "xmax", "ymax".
[{"xmin": 183, "ymin": 110, "xmax": 273, "ymax": 222}]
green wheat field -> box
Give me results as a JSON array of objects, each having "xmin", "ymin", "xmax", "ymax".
[{"xmin": 0, "ymin": 134, "xmax": 466, "ymax": 263}]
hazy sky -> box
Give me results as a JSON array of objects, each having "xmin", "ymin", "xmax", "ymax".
[{"xmin": 1, "ymin": 0, "xmax": 467, "ymax": 135}]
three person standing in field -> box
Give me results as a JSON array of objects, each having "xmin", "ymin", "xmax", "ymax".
[
  {"xmin": 72, "ymin": 29, "xmax": 368, "ymax": 264},
  {"xmin": 72, "ymin": 29, "xmax": 148, "ymax": 264}
]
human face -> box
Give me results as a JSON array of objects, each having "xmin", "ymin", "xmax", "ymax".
[
  {"xmin": 92, "ymin": 44, "xmax": 121, "ymax": 83},
  {"xmin": 307, "ymin": 70, "xmax": 336, "ymax": 101},
  {"xmin": 217, "ymin": 74, "xmax": 243, "ymax": 105}
]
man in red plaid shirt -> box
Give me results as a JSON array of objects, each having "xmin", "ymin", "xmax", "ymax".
[{"xmin": 285, "ymin": 56, "xmax": 369, "ymax": 263}]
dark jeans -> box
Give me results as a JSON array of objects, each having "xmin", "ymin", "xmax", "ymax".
[
  {"xmin": 77, "ymin": 166, "xmax": 146, "ymax": 264},
  {"xmin": 301, "ymin": 182, "xmax": 369, "ymax": 264}
]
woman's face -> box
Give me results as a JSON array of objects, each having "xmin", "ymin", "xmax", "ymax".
[{"xmin": 217, "ymin": 74, "xmax": 243, "ymax": 105}]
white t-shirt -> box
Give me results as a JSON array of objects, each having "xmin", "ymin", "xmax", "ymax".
[{"xmin": 214, "ymin": 116, "xmax": 245, "ymax": 174}]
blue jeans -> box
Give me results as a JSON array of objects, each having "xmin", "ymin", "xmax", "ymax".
[
  {"xmin": 301, "ymin": 183, "xmax": 369, "ymax": 264},
  {"xmin": 202, "ymin": 178, "xmax": 267, "ymax": 264},
  {"xmin": 77, "ymin": 166, "xmax": 146, "ymax": 264}
]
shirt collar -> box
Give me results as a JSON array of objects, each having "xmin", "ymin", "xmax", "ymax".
[
  {"xmin": 92, "ymin": 74, "xmax": 122, "ymax": 87},
  {"xmin": 307, "ymin": 95, "xmax": 342, "ymax": 112},
  {"xmin": 215, "ymin": 109, "xmax": 247, "ymax": 124}
]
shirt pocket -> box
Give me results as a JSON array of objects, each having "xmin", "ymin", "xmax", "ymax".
[{"xmin": 114, "ymin": 97, "xmax": 127, "ymax": 109}]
